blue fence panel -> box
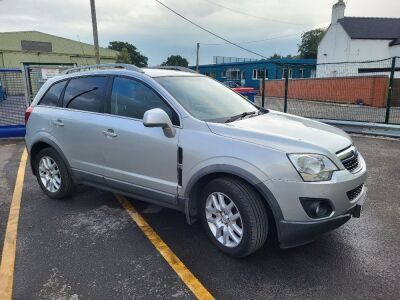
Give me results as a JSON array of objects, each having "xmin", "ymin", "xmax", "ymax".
[{"xmin": 0, "ymin": 68, "xmax": 26, "ymax": 138}]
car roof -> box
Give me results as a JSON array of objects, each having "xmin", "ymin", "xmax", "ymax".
[
  {"xmin": 53, "ymin": 68, "xmax": 200, "ymax": 81},
  {"xmin": 41, "ymin": 68, "xmax": 203, "ymax": 93},
  {"xmin": 141, "ymin": 68, "xmax": 200, "ymax": 77}
]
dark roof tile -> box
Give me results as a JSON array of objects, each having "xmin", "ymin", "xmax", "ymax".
[{"xmin": 339, "ymin": 17, "xmax": 400, "ymax": 44}]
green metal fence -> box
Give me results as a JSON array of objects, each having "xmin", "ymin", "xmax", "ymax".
[{"xmin": 257, "ymin": 57, "xmax": 400, "ymax": 125}]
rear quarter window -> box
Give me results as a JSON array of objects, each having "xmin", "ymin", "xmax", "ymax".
[
  {"xmin": 39, "ymin": 80, "xmax": 67, "ymax": 107},
  {"xmin": 63, "ymin": 76, "xmax": 108, "ymax": 113}
]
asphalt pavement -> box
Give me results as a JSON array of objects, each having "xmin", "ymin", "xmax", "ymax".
[{"xmin": 0, "ymin": 135, "xmax": 399, "ymax": 299}]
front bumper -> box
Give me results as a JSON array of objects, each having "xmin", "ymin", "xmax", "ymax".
[
  {"xmin": 262, "ymin": 154, "xmax": 367, "ymax": 248},
  {"xmin": 278, "ymin": 187, "xmax": 366, "ymax": 248}
]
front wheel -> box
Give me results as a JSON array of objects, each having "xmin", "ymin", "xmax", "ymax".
[{"xmin": 200, "ymin": 177, "xmax": 268, "ymax": 257}]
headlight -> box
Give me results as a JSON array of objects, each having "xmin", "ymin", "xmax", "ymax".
[{"xmin": 288, "ymin": 154, "xmax": 338, "ymax": 182}]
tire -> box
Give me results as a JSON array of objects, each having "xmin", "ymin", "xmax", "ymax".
[
  {"xmin": 34, "ymin": 148, "xmax": 75, "ymax": 199},
  {"xmin": 200, "ymin": 177, "xmax": 268, "ymax": 257}
]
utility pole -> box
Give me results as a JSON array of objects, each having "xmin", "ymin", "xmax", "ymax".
[
  {"xmin": 261, "ymin": 68, "xmax": 266, "ymax": 108},
  {"xmin": 90, "ymin": 0, "xmax": 100, "ymax": 64},
  {"xmin": 196, "ymin": 42, "xmax": 200, "ymax": 72}
]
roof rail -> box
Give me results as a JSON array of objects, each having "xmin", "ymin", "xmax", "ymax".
[
  {"xmin": 153, "ymin": 66, "xmax": 197, "ymax": 73},
  {"xmin": 62, "ymin": 63, "xmax": 144, "ymax": 74}
]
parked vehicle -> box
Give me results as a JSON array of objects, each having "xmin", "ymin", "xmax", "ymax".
[
  {"xmin": 222, "ymin": 81, "xmax": 254, "ymax": 93},
  {"xmin": 25, "ymin": 64, "xmax": 367, "ymax": 257},
  {"xmin": 223, "ymin": 81, "xmax": 257, "ymax": 102}
]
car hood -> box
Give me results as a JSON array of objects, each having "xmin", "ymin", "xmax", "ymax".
[{"xmin": 207, "ymin": 111, "xmax": 352, "ymax": 155}]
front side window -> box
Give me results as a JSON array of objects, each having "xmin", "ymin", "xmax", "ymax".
[
  {"xmin": 39, "ymin": 80, "xmax": 67, "ymax": 106},
  {"xmin": 110, "ymin": 77, "xmax": 179, "ymax": 126},
  {"xmin": 155, "ymin": 76, "xmax": 258, "ymax": 122},
  {"xmin": 63, "ymin": 76, "xmax": 108, "ymax": 113}
]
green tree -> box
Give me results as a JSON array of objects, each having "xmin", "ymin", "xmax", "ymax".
[
  {"xmin": 108, "ymin": 41, "xmax": 148, "ymax": 67},
  {"xmin": 116, "ymin": 47, "xmax": 131, "ymax": 64},
  {"xmin": 297, "ymin": 28, "xmax": 325, "ymax": 59},
  {"xmin": 161, "ymin": 55, "xmax": 189, "ymax": 67},
  {"xmin": 269, "ymin": 53, "xmax": 283, "ymax": 59}
]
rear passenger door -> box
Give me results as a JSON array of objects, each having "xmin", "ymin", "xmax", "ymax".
[
  {"xmin": 101, "ymin": 76, "xmax": 180, "ymax": 202},
  {"xmin": 54, "ymin": 76, "xmax": 110, "ymax": 181}
]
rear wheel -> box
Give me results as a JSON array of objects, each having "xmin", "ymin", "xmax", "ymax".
[
  {"xmin": 200, "ymin": 177, "xmax": 268, "ymax": 257},
  {"xmin": 35, "ymin": 148, "xmax": 75, "ymax": 199}
]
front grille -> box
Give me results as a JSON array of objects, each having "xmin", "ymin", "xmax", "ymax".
[
  {"xmin": 342, "ymin": 152, "xmax": 359, "ymax": 172},
  {"xmin": 347, "ymin": 184, "xmax": 364, "ymax": 201},
  {"xmin": 337, "ymin": 146, "xmax": 361, "ymax": 173}
]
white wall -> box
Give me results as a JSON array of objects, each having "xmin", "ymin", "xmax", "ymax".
[
  {"xmin": 317, "ymin": 24, "xmax": 400, "ymax": 78},
  {"xmin": 317, "ymin": 24, "xmax": 351, "ymax": 65},
  {"xmin": 349, "ymin": 39, "xmax": 395, "ymax": 61},
  {"xmin": 389, "ymin": 45, "xmax": 400, "ymax": 58}
]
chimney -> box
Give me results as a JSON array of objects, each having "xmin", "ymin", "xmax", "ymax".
[{"xmin": 331, "ymin": 0, "xmax": 346, "ymax": 24}]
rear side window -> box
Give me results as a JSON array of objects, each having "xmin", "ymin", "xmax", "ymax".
[
  {"xmin": 39, "ymin": 80, "xmax": 67, "ymax": 107},
  {"xmin": 63, "ymin": 76, "xmax": 108, "ymax": 113}
]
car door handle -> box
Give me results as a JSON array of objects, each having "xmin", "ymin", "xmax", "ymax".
[
  {"xmin": 52, "ymin": 119, "xmax": 64, "ymax": 127},
  {"xmin": 102, "ymin": 129, "xmax": 118, "ymax": 138}
]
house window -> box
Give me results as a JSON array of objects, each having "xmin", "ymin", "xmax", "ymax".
[
  {"xmin": 282, "ymin": 68, "xmax": 293, "ymax": 79},
  {"xmin": 226, "ymin": 68, "xmax": 240, "ymax": 80},
  {"xmin": 299, "ymin": 69, "xmax": 304, "ymax": 78},
  {"xmin": 252, "ymin": 69, "xmax": 268, "ymax": 80}
]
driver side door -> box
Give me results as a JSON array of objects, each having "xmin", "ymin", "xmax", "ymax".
[{"xmin": 101, "ymin": 76, "xmax": 181, "ymax": 206}]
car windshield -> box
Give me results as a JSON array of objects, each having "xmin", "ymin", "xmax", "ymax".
[{"xmin": 155, "ymin": 76, "xmax": 258, "ymax": 122}]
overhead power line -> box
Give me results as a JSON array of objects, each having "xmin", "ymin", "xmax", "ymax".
[
  {"xmin": 154, "ymin": 0, "xmax": 268, "ymax": 59},
  {"xmin": 203, "ymin": 32, "xmax": 303, "ymax": 46},
  {"xmin": 199, "ymin": 0, "xmax": 312, "ymax": 27}
]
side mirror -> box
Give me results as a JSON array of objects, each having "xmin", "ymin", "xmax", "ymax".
[{"xmin": 143, "ymin": 108, "xmax": 176, "ymax": 138}]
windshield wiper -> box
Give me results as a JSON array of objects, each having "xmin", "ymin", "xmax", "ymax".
[{"xmin": 225, "ymin": 111, "xmax": 257, "ymax": 123}]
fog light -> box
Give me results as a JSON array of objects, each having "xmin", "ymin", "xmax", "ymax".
[{"xmin": 300, "ymin": 198, "xmax": 333, "ymax": 219}]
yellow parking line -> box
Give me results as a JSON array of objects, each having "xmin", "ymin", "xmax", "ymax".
[
  {"xmin": 115, "ymin": 194, "xmax": 214, "ymax": 300},
  {"xmin": 0, "ymin": 148, "xmax": 27, "ymax": 300}
]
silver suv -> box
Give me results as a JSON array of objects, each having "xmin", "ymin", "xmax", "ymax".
[{"xmin": 25, "ymin": 64, "xmax": 367, "ymax": 257}]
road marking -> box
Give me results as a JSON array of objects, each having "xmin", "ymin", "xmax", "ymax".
[
  {"xmin": 0, "ymin": 148, "xmax": 27, "ymax": 300},
  {"xmin": 115, "ymin": 195, "xmax": 214, "ymax": 300}
]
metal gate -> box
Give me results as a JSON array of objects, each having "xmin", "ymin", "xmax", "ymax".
[
  {"xmin": 0, "ymin": 68, "xmax": 26, "ymax": 137},
  {"xmin": 22, "ymin": 64, "xmax": 73, "ymax": 104},
  {"xmin": 0, "ymin": 64, "xmax": 73, "ymax": 137}
]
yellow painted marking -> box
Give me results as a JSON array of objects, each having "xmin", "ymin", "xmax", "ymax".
[
  {"xmin": 115, "ymin": 194, "xmax": 214, "ymax": 300},
  {"xmin": 0, "ymin": 149, "xmax": 27, "ymax": 300}
]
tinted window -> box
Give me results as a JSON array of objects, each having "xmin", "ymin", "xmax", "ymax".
[
  {"xmin": 110, "ymin": 77, "xmax": 179, "ymax": 125},
  {"xmin": 40, "ymin": 80, "xmax": 67, "ymax": 107},
  {"xmin": 63, "ymin": 76, "xmax": 108, "ymax": 113}
]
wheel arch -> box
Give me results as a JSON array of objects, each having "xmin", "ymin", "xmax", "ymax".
[
  {"xmin": 29, "ymin": 138, "xmax": 72, "ymax": 177},
  {"xmin": 183, "ymin": 165, "xmax": 284, "ymax": 233}
]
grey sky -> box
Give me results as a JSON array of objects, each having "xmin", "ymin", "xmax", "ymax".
[{"xmin": 0, "ymin": 0, "xmax": 399, "ymax": 65}]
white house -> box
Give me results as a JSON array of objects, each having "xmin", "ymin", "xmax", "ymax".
[{"xmin": 317, "ymin": 0, "xmax": 400, "ymax": 77}]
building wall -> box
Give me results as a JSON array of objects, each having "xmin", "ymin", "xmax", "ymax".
[
  {"xmin": 196, "ymin": 59, "xmax": 316, "ymax": 89},
  {"xmin": 317, "ymin": 23, "xmax": 351, "ymax": 64},
  {"xmin": 0, "ymin": 31, "xmax": 117, "ymax": 68},
  {"xmin": 389, "ymin": 45, "xmax": 400, "ymax": 58},
  {"xmin": 349, "ymin": 39, "xmax": 396, "ymax": 61},
  {"xmin": 317, "ymin": 23, "xmax": 400, "ymax": 78}
]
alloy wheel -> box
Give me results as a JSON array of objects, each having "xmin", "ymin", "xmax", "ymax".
[
  {"xmin": 39, "ymin": 156, "xmax": 61, "ymax": 193},
  {"xmin": 205, "ymin": 192, "xmax": 243, "ymax": 248}
]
